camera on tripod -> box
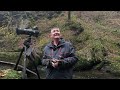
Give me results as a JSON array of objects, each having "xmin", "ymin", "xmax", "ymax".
[
  {"xmin": 16, "ymin": 26, "xmax": 40, "ymax": 37},
  {"xmin": 14, "ymin": 26, "xmax": 41, "ymax": 79},
  {"xmin": 16, "ymin": 26, "xmax": 40, "ymax": 48}
]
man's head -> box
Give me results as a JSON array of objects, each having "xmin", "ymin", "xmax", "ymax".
[{"xmin": 50, "ymin": 27, "xmax": 61, "ymax": 39}]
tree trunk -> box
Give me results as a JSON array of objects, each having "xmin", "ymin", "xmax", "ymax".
[{"xmin": 68, "ymin": 11, "xmax": 71, "ymax": 21}]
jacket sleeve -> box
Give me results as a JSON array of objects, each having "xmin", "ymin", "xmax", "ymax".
[
  {"xmin": 58, "ymin": 43, "xmax": 78, "ymax": 69},
  {"xmin": 41, "ymin": 47, "xmax": 52, "ymax": 67}
]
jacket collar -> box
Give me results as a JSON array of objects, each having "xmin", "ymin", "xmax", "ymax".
[{"xmin": 47, "ymin": 38, "xmax": 65, "ymax": 48}]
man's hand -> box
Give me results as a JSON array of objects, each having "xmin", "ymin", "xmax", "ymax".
[{"xmin": 51, "ymin": 59, "xmax": 62, "ymax": 68}]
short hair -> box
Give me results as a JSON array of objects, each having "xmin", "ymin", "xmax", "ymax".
[{"xmin": 50, "ymin": 27, "xmax": 60, "ymax": 33}]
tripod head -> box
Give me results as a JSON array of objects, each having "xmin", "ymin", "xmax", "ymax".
[{"xmin": 23, "ymin": 35, "xmax": 32, "ymax": 48}]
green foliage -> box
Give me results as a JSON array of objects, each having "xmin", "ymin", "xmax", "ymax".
[
  {"xmin": 74, "ymin": 57, "xmax": 92, "ymax": 71},
  {"xmin": 0, "ymin": 52, "xmax": 22, "ymax": 64},
  {"xmin": 91, "ymin": 39, "xmax": 107, "ymax": 61},
  {"xmin": 45, "ymin": 11, "xmax": 62, "ymax": 20},
  {"xmin": 74, "ymin": 32, "xmax": 90, "ymax": 44},
  {"xmin": 74, "ymin": 56, "xmax": 101, "ymax": 71},
  {"xmin": 0, "ymin": 27, "xmax": 20, "ymax": 52},
  {"xmin": 108, "ymin": 61, "xmax": 120, "ymax": 76},
  {"xmin": 112, "ymin": 56, "xmax": 120, "ymax": 61},
  {"xmin": 1, "ymin": 69, "xmax": 22, "ymax": 79},
  {"xmin": 64, "ymin": 20, "xmax": 84, "ymax": 35},
  {"xmin": 93, "ymin": 60, "xmax": 110, "ymax": 70},
  {"xmin": 93, "ymin": 14, "xmax": 104, "ymax": 23}
]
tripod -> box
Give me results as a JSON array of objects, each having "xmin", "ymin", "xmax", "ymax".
[{"xmin": 14, "ymin": 35, "xmax": 40, "ymax": 79}]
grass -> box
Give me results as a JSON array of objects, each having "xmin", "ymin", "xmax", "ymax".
[
  {"xmin": 0, "ymin": 69, "xmax": 22, "ymax": 79},
  {"xmin": 0, "ymin": 52, "xmax": 23, "ymax": 64}
]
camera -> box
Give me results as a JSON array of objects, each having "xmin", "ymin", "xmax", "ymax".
[{"xmin": 16, "ymin": 27, "xmax": 40, "ymax": 37}]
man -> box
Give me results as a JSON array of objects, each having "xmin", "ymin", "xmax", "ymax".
[{"xmin": 42, "ymin": 27, "xmax": 78, "ymax": 79}]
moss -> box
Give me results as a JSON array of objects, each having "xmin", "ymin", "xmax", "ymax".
[
  {"xmin": 108, "ymin": 61, "xmax": 120, "ymax": 76},
  {"xmin": 91, "ymin": 39, "xmax": 107, "ymax": 61},
  {"xmin": 64, "ymin": 20, "xmax": 84, "ymax": 35},
  {"xmin": 0, "ymin": 52, "xmax": 23, "ymax": 64},
  {"xmin": 93, "ymin": 60, "xmax": 110, "ymax": 70},
  {"xmin": 74, "ymin": 56, "xmax": 100, "ymax": 71},
  {"xmin": 0, "ymin": 69, "xmax": 22, "ymax": 79}
]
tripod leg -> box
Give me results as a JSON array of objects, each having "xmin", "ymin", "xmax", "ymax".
[
  {"xmin": 14, "ymin": 47, "xmax": 24, "ymax": 70},
  {"xmin": 27, "ymin": 56, "xmax": 40, "ymax": 79},
  {"xmin": 22, "ymin": 46, "xmax": 28, "ymax": 79}
]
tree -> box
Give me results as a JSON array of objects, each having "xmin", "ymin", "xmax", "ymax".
[{"xmin": 68, "ymin": 11, "xmax": 71, "ymax": 21}]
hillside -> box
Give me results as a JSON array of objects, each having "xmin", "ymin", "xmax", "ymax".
[{"xmin": 0, "ymin": 11, "xmax": 120, "ymax": 77}]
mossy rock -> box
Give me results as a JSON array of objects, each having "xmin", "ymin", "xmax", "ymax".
[
  {"xmin": 107, "ymin": 61, "xmax": 120, "ymax": 77},
  {"xmin": 0, "ymin": 52, "xmax": 23, "ymax": 64},
  {"xmin": 93, "ymin": 60, "xmax": 110, "ymax": 70},
  {"xmin": 74, "ymin": 60, "xmax": 92, "ymax": 71},
  {"xmin": 74, "ymin": 56, "xmax": 101, "ymax": 71},
  {"xmin": 0, "ymin": 69, "xmax": 22, "ymax": 79}
]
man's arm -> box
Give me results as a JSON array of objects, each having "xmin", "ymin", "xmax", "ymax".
[
  {"xmin": 41, "ymin": 47, "xmax": 53, "ymax": 67},
  {"xmin": 58, "ymin": 43, "xmax": 78, "ymax": 69},
  {"xmin": 42, "ymin": 54, "xmax": 52, "ymax": 66}
]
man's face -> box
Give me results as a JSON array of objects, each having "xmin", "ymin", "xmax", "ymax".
[{"xmin": 50, "ymin": 28, "xmax": 61, "ymax": 39}]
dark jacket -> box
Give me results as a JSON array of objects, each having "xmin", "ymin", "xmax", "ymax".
[{"xmin": 42, "ymin": 38, "xmax": 78, "ymax": 79}]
